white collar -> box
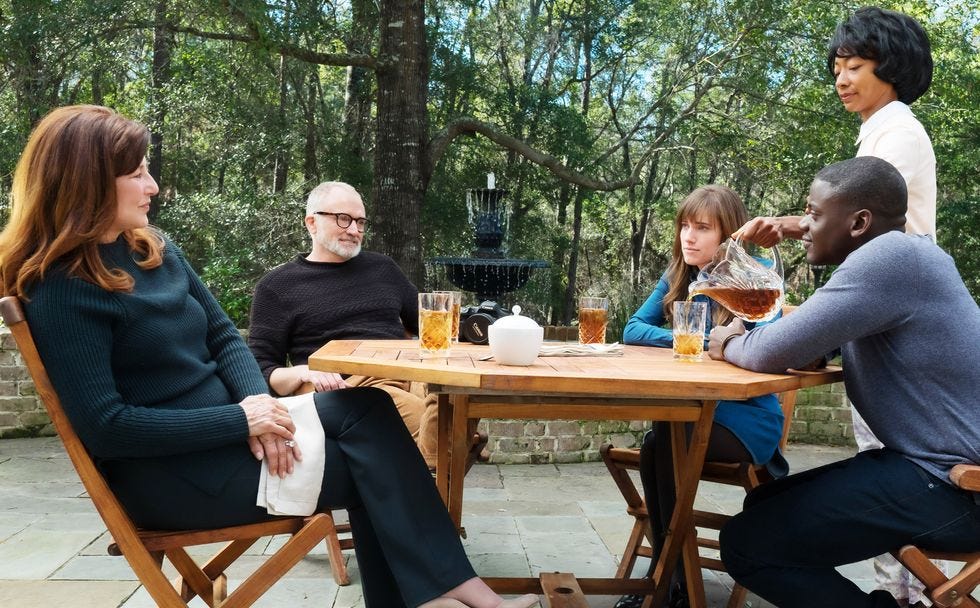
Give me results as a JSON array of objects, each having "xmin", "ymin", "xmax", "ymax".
[{"xmin": 856, "ymin": 101, "xmax": 912, "ymax": 145}]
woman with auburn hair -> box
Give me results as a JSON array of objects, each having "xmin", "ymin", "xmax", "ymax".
[
  {"xmin": 0, "ymin": 105, "xmax": 538, "ymax": 608},
  {"xmin": 617, "ymin": 185, "xmax": 785, "ymax": 608},
  {"xmin": 0, "ymin": 105, "xmax": 164, "ymax": 297}
]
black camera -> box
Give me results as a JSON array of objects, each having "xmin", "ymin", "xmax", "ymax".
[{"xmin": 459, "ymin": 300, "xmax": 509, "ymax": 344}]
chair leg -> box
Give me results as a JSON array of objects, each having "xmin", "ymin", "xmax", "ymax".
[
  {"xmin": 321, "ymin": 512, "xmax": 350, "ymax": 586},
  {"xmin": 166, "ymin": 546, "xmax": 223, "ymax": 606},
  {"xmin": 616, "ymin": 519, "xmax": 649, "ymax": 578},
  {"xmin": 725, "ymin": 583, "xmax": 748, "ymax": 608},
  {"xmin": 682, "ymin": 530, "xmax": 706, "ymax": 608},
  {"xmin": 222, "ymin": 514, "xmax": 333, "ymax": 608},
  {"xmin": 202, "ymin": 538, "xmax": 260, "ymax": 582}
]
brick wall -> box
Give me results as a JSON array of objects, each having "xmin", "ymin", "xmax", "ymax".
[
  {"xmin": 478, "ymin": 382, "xmax": 852, "ymax": 464},
  {"xmin": 789, "ymin": 381, "xmax": 854, "ymax": 446},
  {"xmin": 0, "ymin": 325, "xmax": 853, "ymax": 455},
  {"xmin": 0, "ymin": 327, "xmax": 53, "ymax": 438}
]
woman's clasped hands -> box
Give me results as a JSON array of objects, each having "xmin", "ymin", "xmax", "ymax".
[{"xmin": 240, "ymin": 394, "xmax": 303, "ymax": 478}]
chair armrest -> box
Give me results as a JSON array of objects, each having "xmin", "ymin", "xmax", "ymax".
[{"xmin": 950, "ymin": 464, "xmax": 980, "ymax": 492}]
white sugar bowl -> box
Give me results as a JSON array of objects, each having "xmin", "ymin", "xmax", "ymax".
[{"xmin": 487, "ymin": 305, "xmax": 544, "ymax": 366}]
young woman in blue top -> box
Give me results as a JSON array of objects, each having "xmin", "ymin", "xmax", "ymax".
[
  {"xmin": 616, "ymin": 185, "xmax": 785, "ymax": 608},
  {"xmin": 0, "ymin": 105, "xmax": 537, "ymax": 608}
]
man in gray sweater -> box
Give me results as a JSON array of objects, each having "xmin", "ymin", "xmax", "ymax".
[{"xmin": 708, "ymin": 156, "xmax": 980, "ymax": 608}]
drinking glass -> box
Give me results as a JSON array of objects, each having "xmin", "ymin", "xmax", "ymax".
[
  {"xmin": 435, "ymin": 291, "xmax": 462, "ymax": 344},
  {"xmin": 578, "ymin": 296, "xmax": 609, "ymax": 344},
  {"xmin": 672, "ymin": 301, "xmax": 707, "ymax": 361},
  {"xmin": 418, "ymin": 292, "xmax": 453, "ymax": 358}
]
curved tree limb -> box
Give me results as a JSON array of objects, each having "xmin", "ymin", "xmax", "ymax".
[
  {"xmin": 166, "ymin": 24, "xmax": 378, "ymax": 69},
  {"xmin": 428, "ymin": 118, "xmax": 650, "ymax": 191}
]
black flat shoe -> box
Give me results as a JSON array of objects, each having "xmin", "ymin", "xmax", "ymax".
[
  {"xmin": 668, "ymin": 583, "xmax": 689, "ymax": 608},
  {"xmin": 613, "ymin": 594, "xmax": 644, "ymax": 608}
]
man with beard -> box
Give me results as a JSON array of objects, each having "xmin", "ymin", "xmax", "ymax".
[{"xmin": 248, "ymin": 182, "xmax": 442, "ymax": 459}]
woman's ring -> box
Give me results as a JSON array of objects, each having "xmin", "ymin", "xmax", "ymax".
[{"xmin": 284, "ymin": 440, "xmax": 296, "ymax": 448}]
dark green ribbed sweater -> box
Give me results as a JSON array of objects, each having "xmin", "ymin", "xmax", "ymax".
[{"xmin": 24, "ymin": 235, "xmax": 267, "ymax": 465}]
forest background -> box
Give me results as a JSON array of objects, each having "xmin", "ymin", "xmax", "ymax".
[{"xmin": 1, "ymin": 0, "xmax": 978, "ymax": 333}]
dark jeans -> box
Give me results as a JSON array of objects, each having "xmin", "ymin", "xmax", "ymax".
[
  {"xmin": 108, "ymin": 387, "xmax": 475, "ymax": 608},
  {"xmin": 720, "ymin": 448, "xmax": 980, "ymax": 608}
]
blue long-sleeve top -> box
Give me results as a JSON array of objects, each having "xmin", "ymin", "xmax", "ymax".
[{"xmin": 623, "ymin": 272, "xmax": 784, "ymax": 467}]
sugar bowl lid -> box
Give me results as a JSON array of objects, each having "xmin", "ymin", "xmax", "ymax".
[{"xmin": 492, "ymin": 305, "xmax": 540, "ymax": 329}]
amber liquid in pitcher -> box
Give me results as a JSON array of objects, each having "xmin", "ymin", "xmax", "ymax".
[{"xmin": 688, "ymin": 287, "xmax": 782, "ymax": 322}]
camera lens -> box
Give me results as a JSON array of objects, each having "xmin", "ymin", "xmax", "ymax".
[{"xmin": 461, "ymin": 313, "xmax": 494, "ymax": 344}]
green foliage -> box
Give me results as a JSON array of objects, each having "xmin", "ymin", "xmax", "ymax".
[
  {"xmin": 0, "ymin": 0, "xmax": 977, "ymax": 328},
  {"xmin": 154, "ymin": 188, "xmax": 309, "ymax": 327}
]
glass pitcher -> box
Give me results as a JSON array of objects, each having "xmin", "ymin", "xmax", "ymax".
[{"xmin": 687, "ymin": 237, "xmax": 784, "ymax": 322}]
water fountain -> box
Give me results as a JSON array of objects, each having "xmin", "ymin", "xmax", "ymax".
[{"xmin": 430, "ymin": 175, "xmax": 550, "ymax": 303}]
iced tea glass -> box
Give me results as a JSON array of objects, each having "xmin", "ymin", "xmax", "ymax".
[
  {"xmin": 672, "ymin": 301, "xmax": 707, "ymax": 361},
  {"xmin": 578, "ymin": 296, "xmax": 609, "ymax": 344},
  {"xmin": 435, "ymin": 291, "xmax": 462, "ymax": 344},
  {"xmin": 418, "ymin": 292, "xmax": 453, "ymax": 358}
]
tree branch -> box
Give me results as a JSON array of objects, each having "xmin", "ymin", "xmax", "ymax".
[
  {"xmin": 428, "ymin": 118, "xmax": 648, "ymax": 191},
  {"xmin": 166, "ymin": 24, "xmax": 377, "ymax": 69}
]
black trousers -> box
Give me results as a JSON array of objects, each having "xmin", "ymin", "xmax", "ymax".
[
  {"xmin": 107, "ymin": 387, "xmax": 475, "ymax": 608},
  {"xmin": 720, "ymin": 448, "xmax": 980, "ymax": 608},
  {"xmin": 638, "ymin": 421, "xmax": 751, "ymax": 587}
]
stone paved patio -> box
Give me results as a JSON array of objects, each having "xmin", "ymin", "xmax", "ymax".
[{"xmin": 0, "ymin": 437, "xmax": 870, "ymax": 607}]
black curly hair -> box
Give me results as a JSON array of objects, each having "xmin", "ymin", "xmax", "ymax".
[{"xmin": 827, "ymin": 6, "xmax": 933, "ymax": 105}]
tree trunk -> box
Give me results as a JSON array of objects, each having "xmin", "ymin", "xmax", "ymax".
[
  {"xmin": 549, "ymin": 182, "xmax": 572, "ymax": 324},
  {"xmin": 559, "ymin": 16, "xmax": 595, "ymax": 324},
  {"xmin": 273, "ymin": 54, "xmax": 289, "ymax": 193},
  {"xmin": 303, "ymin": 69, "xmax": 319, "ymax": 184},
  {"xmin": 342, "ymin": 0, "xmax": 377, "ymax": 191},
  {"xmin": 562, "ymin": 188, "xmax": 587, "ymax": 324},
  {"xmin": 372, "ymin": 0, "xmax": 429, "ymax": 287},
  {"xmin": 91, "ymin": 68, "xmax": 103, "ymax": 105},
  {"xmin": 630, "ymin": 170, "xmax": 656, "ymax": 288},
  {"xmin": 9, "ymin": 0, "xmax": 56, "ymax": 128},
  {"xmin": 148, "ymin": 0, "xmax": 172, "ymax": 220}
]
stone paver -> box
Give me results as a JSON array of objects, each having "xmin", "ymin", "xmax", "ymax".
[{"xmin": 0, "ymin": 437, "xmax": 871, "ymax": 607}]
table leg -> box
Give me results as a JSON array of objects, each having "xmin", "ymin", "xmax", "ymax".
[
  {"xmin": 447, "ymin": 394, "xmax": 471, "ymax": 529},
  {"xmin": 672, "ymin": 425, "xmax": 707, "ymax": 608},
  {"xmin": 436, "ymin": 393, "xmax": 452, "ymax": 505},
  {"xmin": 647, "ymin": 400, "xmax": 717, "ymax": 608}
]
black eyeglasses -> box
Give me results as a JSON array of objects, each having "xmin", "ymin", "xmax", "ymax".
[{"xmin": 313, "ymin": 211, "xmax": 369, "ymax": 232}]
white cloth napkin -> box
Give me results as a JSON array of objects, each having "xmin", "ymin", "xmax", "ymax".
[
  {"xmin": 538, "ymin": 342, "xmax": 624, "ymax": 357},
  {"xmin": 255, "ymin": 393, "xmax": 325, "ymax": 516}
]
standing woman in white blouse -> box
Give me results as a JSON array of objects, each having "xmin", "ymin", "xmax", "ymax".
[
  {"xmin": 738, "ymin": 7, "xmax": 935, "ymax": 244},
  {"xmin": 831, "ymin": 7, "xmax": 936, "ymax": 240}
]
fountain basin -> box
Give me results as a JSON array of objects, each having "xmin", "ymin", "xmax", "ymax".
[{"xmin": 431, "ymin": 257, "xmax": 550, "ymax": 302}]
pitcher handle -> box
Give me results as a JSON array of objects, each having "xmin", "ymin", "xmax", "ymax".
[{"xmin": 733, "ymin": 234, "xmax": 783, "ymax": 279}]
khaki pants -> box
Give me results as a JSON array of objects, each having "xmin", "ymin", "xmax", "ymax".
[{"xmin": 345, "ymin": 376, "xmax": 440, "ymax": 467}]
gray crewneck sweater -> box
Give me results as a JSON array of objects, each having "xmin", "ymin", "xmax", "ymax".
[{"xmin": 724, "ymin": 232, "xmax": 980, "ymax": 482}]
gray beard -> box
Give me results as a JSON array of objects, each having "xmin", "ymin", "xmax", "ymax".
[{"xmin": 326, "ymin": 239, "xmax": 361, "ymax": 260}]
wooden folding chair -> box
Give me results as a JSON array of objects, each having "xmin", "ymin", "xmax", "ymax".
[
  {"xmin": 0, "ymin": 296, "xmax": 350, "ymax": 607},
  {"xmin": 894, "ymin": 464, "xmax": 980, "ymax": 608},
  {"xmin": 600, "ymin": 388, "xmax": 798, "ymax": 608}
]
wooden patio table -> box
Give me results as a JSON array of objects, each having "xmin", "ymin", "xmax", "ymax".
[{"xmin": 309, "ymin": 339, "xmax": 843, "ymax": 607}]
